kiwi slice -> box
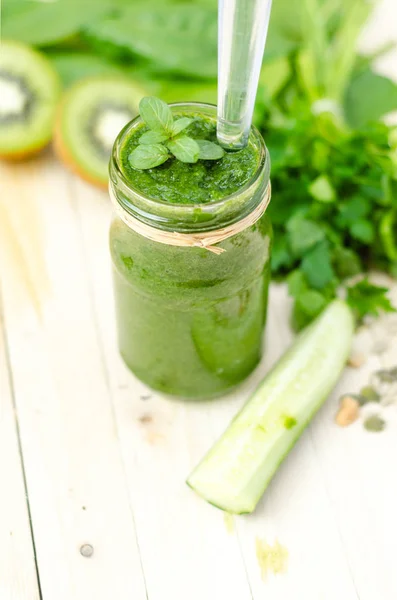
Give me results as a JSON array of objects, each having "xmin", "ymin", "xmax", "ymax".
[
  {"xmin": 54, "ymin": 75, "xmax": 147, "ymax": 188},
  {"xmin": 0, "ymin": 40, "xmax": 61, "ymax": 158}
]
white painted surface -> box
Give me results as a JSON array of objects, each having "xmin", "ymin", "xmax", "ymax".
[{"xmin": 1, "ymin": 3, "xmax": 397, "ymax": 599}]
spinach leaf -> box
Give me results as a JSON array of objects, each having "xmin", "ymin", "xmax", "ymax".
[
  {"xmin": 84, "ymin": 3, "xmax": 218, "ymax": 78},
  {"xmin": 345, "ymin": 69, "xmax": 397, "ymax": 128},
  {"xmin": 2, "ymin": 0, "xmax": 114, "ymax": 46},
  {"xmin": 47, "ymin": 52, "xmax": 124, "ymax": 87}
]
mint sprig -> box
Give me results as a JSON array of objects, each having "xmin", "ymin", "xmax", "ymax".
[{"xmin": 129, "ymin": 96, "xmax": 225, "ymax": 170}]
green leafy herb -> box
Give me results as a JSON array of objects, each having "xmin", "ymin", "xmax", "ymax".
[
  {"xmin": 296, "ymin": 290, "xmax": 327, "ymax": 317},
  {"xmin": 345, "ymin": 69, "xmax": 397, "ymax": 128},
  {"xmin": 301, "ymin": 241, "xmax": 334, "ymax": 289},
  {"xmin": 129, "ymin": 143, "xmax": 169, "ymax": 170},
  {"xmin": 332, "ymin": 247, "xmax": 362, "ymax": 279},
  {"xmin": 2, "ymin": 0, "xmax": 114, "ymax": 46},
  {"xmin": 139, "ymin": 131, "xmax": 169, "ymax": 145},
  {"xmin": 129, "ymin": 96, "xmax": 224, "ymax": 170},
  {"xmin": 166, "ymin": 136, "xmax": 200, "ymax": 163},
  {"xmin": 287, "ymin": 218, "xmax": 325, "ymax": 258},
  {"xmin": 309, "ymin": 175, "xmax": 336, "ymax": 203},
  {"xmin": 83, "ymin": 3, "xmax": 218, "ymax": 78},
  {"xmin": 47, "ymin": 52, "xmax": 124, "ymax": 87},
  {"xmin": 139, "ymin": 96, "xmax": 174, "ymax": 135},
  {"xmin": 349, "ymin": 220, "xmax": 374, "ymax": 244},
  {"xmin": 171, "ymin": 117, "xmax": 194, "ymax": 136},
  {"xmin": 347, "ymin": 279, "xmax": 396, "ymax": 321},
  {"xmin": 196, "ymin": 139, "xmax": 225, "ymax": 160}
]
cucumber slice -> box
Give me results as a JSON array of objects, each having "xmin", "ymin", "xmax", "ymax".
[{"xmin": 187, "ymin": 300, "xmax": 354, "ymax": 514}]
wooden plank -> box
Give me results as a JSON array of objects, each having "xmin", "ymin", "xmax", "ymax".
[
  {"xmin": 74, "ymin": 180, "xmax": 361, "ymax": 599},
  {"xmin": 202, "ymin": 286, "xmax": 360, "ymax": 600},
  {"xmin": 308, "ymin": 285, "xmax": 397, "ymax": 600},
  {"xmin": 74, "ymin": 180, "xmax": 254, "ymax": 600},
  {"xmin": 0, "ymin": 160, "xmax": 147, "ymax": 600},
  {"xmin": 0, "ymin": 298, "xmax": 41, "ymax": 600}
]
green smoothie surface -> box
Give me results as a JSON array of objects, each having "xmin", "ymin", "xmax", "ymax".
[{"xmin": 119, "ymin": 113, "xmax": 260, "ymax": 205}]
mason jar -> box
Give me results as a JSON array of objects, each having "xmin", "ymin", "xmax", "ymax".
[{"xmin": 109, "ymin": 103, "xmax": 272, "ymax": 400}]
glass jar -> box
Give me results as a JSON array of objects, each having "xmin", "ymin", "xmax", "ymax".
[{"xmin": 109, "ymin": 103, "xmax": 272, "ymax": 400}]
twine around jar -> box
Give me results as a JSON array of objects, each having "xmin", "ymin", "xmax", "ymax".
[{"xmin": 109, "ymin": 182, "xmax": 271, "ymax": 255}]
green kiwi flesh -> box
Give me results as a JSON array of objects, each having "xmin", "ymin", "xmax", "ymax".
[
  {"xmin": 55, "ymin": 76, "xmax": 147, "ymax": 186},
  {"xmin": 0, "ymin": 40, "xmax": 61, "ymax": 157}
]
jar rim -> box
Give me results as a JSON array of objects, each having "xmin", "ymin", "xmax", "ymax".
[{"xmin": 110, "ymin": 102, "xmax": 269, "ymax": 218}]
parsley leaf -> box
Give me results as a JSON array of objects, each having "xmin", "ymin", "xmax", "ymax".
[
  {"xmin": 349, "ymin": 219, "xmax": 375, "ymax": 243},
  {"xmin": 308, "ymin": 175, "xmax": 336, "ymax": 203},
  {"xmin": 287, "ymin": 217, "xmax": 325, "ymax": 257},
  {"xmin": 301, "ymin": 241, "xmax": 335, "ymax": 289},
  {"xmin": 347, "ymin": 279, "xmax": 396, "ymax": 320}
]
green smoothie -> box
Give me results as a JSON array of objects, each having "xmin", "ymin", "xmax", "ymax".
[
  {"xmin": 109, "ymin": 103, "xmax": 272, "ymax": 399},
  {"xmin": 119, "ymin": 113, "xmax": 259, "ymax": 204}
]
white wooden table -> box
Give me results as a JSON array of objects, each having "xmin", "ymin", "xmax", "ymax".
[{"xmin": 1, "ymin": 3, "xmax": 397, "ymax": 599}]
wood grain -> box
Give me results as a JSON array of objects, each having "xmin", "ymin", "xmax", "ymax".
[
  {"xmin": 0, "ymin": 298, "xmax": 41, "ymax": 600},
  {"xmin": 1, "ymin": 2, "xmax": 397, "ymax": 598}
]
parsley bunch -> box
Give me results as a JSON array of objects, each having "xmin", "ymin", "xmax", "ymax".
[
  {"xmin": 129, "ymin": 97, "xmax": 224, "ymax": 170},
  {"xmin": 262, "ymin": 73, "xmax": 397, "ymax": 328}
]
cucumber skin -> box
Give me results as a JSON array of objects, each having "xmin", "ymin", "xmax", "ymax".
[{"xmin": 187, "ymin": 300, "xmax": 354, "ymax": 514}]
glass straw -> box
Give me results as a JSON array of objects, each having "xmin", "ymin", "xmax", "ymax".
[{"xmin": 217, "ymin": 0, "xmax": 273, "ymax": 150}]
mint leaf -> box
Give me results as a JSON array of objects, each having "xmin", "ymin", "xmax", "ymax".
[
  {"xmin": 171, "ymin": 117, "xmax": 194, "ymax": 136},
  {"xmin": 287, "ymin": 217, "xmax": 325, "ymax": 257},
  {"xmin": 347, "ymin": 279, "xmax": 396, "ymax": 320},
  {"xmin": 196, "ymin": 139, "xmax": 225, "ymax": 160},
  {"xmin": 308, "ymin": 175, "xmax": 336, "ymax": 203},
  {"xmin": 349, "ymin": 220, "xmax": 375, "ymax": 244},
  {"xmin": 129, "ymin": 144, "xmax": 169, "ymax": 170},
  {"xmin": 301, "ymin": 241, "xmax": 334, "ymax": 289},
  {"xmin": 139, "ymin": 131, "xmax": 169, "ymax": 145},
  {"xmin": 139, "ymin": 96, "xmax": 173, "ymax": 135},
  {"xmin": 167, "ymin": 136, "xmax": 200, "ymax": 163}
]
